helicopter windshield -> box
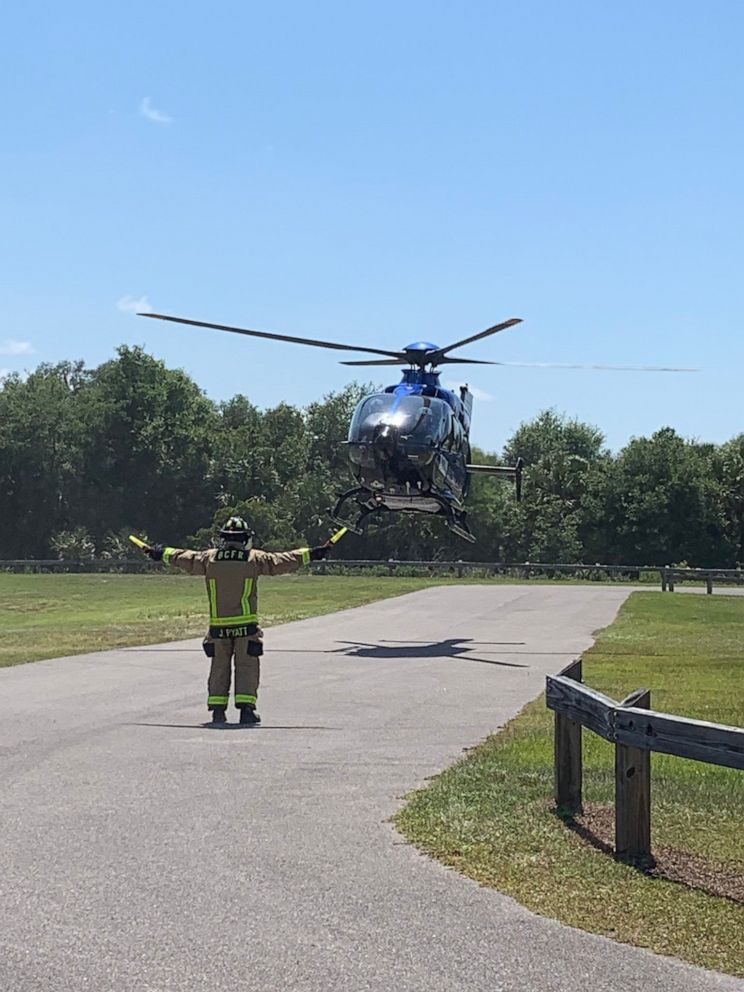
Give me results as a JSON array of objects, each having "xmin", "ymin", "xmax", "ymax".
[{"xmin": 349, "ymin": 393, "xmax": 452, "ymax": 447}]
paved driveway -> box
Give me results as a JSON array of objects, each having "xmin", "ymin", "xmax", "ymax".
[{"xmin": 1, "ymin": 585, "xmax": 741, "ymax": 991}]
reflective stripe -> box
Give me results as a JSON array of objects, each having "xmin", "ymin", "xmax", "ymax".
[
  {"xmin": 208, "ymin": 578, "xmax": 218, "ymax": 619},
  {"xmin": 210, "ymin": 613, "xmax": 259, "ymax": 624},
  {"xmin": 207, "ymin": 577, "xmax": 256, "ymax": 624},
  {"xmin": 301, "ymin": 548, "xmax": 311, "ymax": 565},
  {"xmin": 241, "ymin": 578, "xmax": 254, "ymax": 619},
  {"xmin": 163, "ymin": 547, "xmax": 176, "ymax": 564},
  {"xmin": 235, "ymin": 694, "xmax": 257, "ymax": 705},
  {"xmin": 208, "ymin": 695, "xmax": 229, "ymax": 706}
]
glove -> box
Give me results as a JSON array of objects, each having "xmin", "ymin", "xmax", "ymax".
[
  {"xmin": 309, "ymin": 544, "xmax": 331, "ymax": 561},
  {"xmin": 144, "ymin": 544, "xmax": 164, "ymax": 561}
]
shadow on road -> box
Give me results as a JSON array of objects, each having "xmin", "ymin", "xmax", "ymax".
[
  {"xmin": 121, "ymin": 647, "xmax": 203, "ymax": 653},
  {"xmin": 128, "ymin": 722, "xmax": 337, "ymax": 731},
  {"xmin": 330, "ymin": 638, "xmax": 530, "ymax": 668}
]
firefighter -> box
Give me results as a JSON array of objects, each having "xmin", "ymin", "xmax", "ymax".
[{"xmin": 143, "ymin": 516, "xmax": 331, "ymax": 725}]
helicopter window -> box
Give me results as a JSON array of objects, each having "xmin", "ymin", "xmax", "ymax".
[
  {"xmin": 349, "ymin": 394, "xmax": 452, "ymax": 446},
  {"xmin": 441, "ymin": 411, "xmax": 460, "ymax": 452},
  {"xmin": 449, "ymin": 415, "xmax": 464, "ymax": 452}
]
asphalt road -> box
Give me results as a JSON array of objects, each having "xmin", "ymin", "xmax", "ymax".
[{"xmin": 1, "ymin": 585, "xmax": 741, "ymax": 992}]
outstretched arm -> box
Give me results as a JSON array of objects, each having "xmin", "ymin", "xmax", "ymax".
[
  {"xmin": 251, "ymin": 543, "xmax": 330, "ymax": 576},
  {"xmin": 145, "ymin": 544, "xmax": 209, "ymax": 576}
]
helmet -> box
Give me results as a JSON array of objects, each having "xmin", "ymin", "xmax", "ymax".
[{"xmin": 219, "ymin": 515, "xmax": 254, "ymax": 547}]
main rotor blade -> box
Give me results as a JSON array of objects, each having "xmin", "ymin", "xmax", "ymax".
[
  {"xmin": 339, "ymin": 358, "xmax": 408, "ymax": 366},
  {"xmin": 434, "ymin": 317, "xmax": 522, "ymax": 359},
  {"xmin": 434, "ymin": 356, "xmax": 499, "ymax": 365},
  {"xmin": 139, "ymin": 312, "xmax": 404, "ymax": 360},
  {"xmin": 339, "ymin": 356, "xmax": 499, "ymax": 367},
  {"xmin": 492, "ymin": 361, "xmax": 698, "ymax": 372}
]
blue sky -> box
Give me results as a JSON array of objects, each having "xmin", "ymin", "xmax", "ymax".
[{"xmin": 2, "ymin": 1, "xmax": 743, "ymax": 453}]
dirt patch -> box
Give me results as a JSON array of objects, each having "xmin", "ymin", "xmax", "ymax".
[{"xmin": 563, "ymin": 803, "xmax": 744, "ymax": 904}]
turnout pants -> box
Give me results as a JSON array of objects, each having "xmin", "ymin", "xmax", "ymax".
[{"xmin": 207, "ymin": 637, "xmax": 260, "ymax": 710}]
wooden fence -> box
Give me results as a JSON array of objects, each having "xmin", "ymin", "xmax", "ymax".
[
  {"xmin": 2, "ymin": 558, "xmax": 744, "ymax": 591},
  {"xmin": 546, "ymin": 660, "xmax": 744, "ymax": 865},
  {"xmin": 320, "ymin": 560, "xmax": 744, "ymax": 592}
]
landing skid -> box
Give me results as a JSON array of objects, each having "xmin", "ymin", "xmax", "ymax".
[
  {"xmin": 447, "ymin": 515, "xmax": 476, "ymax": 543},
  {"xmin": 330, "ymin": 486, "xmax": 388, "ymax": 535},
  {"xmin": 330, "ymin": 487, "xmax": 476, "ymax": 543}
]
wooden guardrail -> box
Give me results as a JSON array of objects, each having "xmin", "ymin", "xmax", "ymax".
[
  {"xmin": 318, "ymin": 560, "xmax": 743, "ymax": 593},
  {"xmin": 1, "ymin": 558, "xmax": 743, "ymax": 591},
  {"xmin": 546, "ymin": 660, "xmax": 744, "ymax": 865},
  {"xmin": 658, "ymin": 565, "xmax": 744, "ymax": 594},
  {"xmin": 0, "ymin": 558, "xmax": 155, "ymax": 573}
]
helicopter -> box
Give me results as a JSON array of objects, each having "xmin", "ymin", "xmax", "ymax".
[{"xmin": 139, "ymin": 312, "xmax": 694, "ymax": 543}]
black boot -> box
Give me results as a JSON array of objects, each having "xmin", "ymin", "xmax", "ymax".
[
  {"xmin": 239, "ymin": 706, "xmax": 261, "ymax": 726},
  {"xmin": 211, "ymin": 706, "xmax": 227, "ymax": 725}
]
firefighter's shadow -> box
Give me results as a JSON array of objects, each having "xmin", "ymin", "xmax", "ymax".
[
  {"xmin": 332, "ymin": 638, "xmax": 529, "ymax": 668},
  {"xmin": 130, "ymin": 722, "xmax": 335, "ymax": 731}
]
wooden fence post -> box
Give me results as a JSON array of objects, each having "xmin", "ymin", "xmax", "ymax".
[
  {"xmin": 554, "ymin": 659, "xmax": 583, "ymax": 815},
  {"xmin": 660, "ymin": 568, "xmax": 667, "ymax": 592},
  {"xmin": 707, "ymin": 574, "xmax": 713, "ymax": 595},
  {"xmin": 615, "ymin": 688, "xmax": 653, "ymax": 865}
]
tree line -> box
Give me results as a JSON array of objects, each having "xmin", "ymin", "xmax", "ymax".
[{"xmin": 1, "ymin": 345, "xmax": 743, "ymax": 566}]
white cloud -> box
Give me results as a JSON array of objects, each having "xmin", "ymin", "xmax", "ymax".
[
  {"xmin": 0, "ymin": 339, "xmax": 34, "ymax": 356},
  {"xmin": 0, "ymin": 368, "xmax": 10, "ymax": 379},
  {"xmin": 117, "ymin": 295, "xmax": 153, "ymax": 314},
  {"xmin": 443, "ymin": 380, "xmax": 493, "ymax": 402},
  {"xmin": 139, "ymin": 96, "xmax": 173, "ymax": 125}
]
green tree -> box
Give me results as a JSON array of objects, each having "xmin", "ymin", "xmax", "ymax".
[
  {"xmin": 75, "ymin": 346, "xmax": 219, "ymax": 546},
  {"xmin": 0, "ymin": 362, "xmax": 88, "ymax": 557},
  {"xmin": 715, "ymin": 435, "xmax": 744, "ymax": 564},
  {"xmin": 502, "ymin": 410, "xmax": 609, "ymax": 561},
  {"xmin": 594, "ymin": 429, "xmax": 731, "ymax": 566},
  {"xmin": 210, "ymin": 394, "xmax": 267, "ymax": 506},
  {"xmin": 2, "ymin": 347, "xmax": 742, "ymax": 569}
]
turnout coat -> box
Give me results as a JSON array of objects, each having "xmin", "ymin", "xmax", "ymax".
[{"xmin": 163, "ymin": 545, "xmax": 311, "ymax": 638}]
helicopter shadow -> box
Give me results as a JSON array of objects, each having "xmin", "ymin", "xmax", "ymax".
[{"xmin": 331, "ymin": 638, "xmax": 529, "ymax": 669}]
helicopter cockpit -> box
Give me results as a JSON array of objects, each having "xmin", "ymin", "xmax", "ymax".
[{"xmin": 348, "ymin": 392, "xmax": 453, "ymax": 450}]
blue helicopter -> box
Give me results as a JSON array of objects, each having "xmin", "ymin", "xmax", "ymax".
[{"xmin": 140, "ymin": 312, "xmax": 691, "ymax": 542}]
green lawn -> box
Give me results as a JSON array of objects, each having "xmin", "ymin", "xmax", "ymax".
[
  {"xmin": 1, "ymin": 569, "xmax": 673, "ymax": 670},
  {"xmin": 395, "ymin": 592, "xmax": 744, "ymax": 977},
  {"xmin": 0, "ymin": 572, "xmax": 454, "ymax": 668}
]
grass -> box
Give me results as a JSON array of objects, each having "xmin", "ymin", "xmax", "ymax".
[
  {"xmin": 1, "ymin": 569, "xmax": 686, "ymax": 670},
  {"xmin": 395, "ymin": 592, "xmax": 744, "ymax": 977},
  {"xmin": 0, "ymin": 572, "xmax": 457, "ymax": 668}
]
